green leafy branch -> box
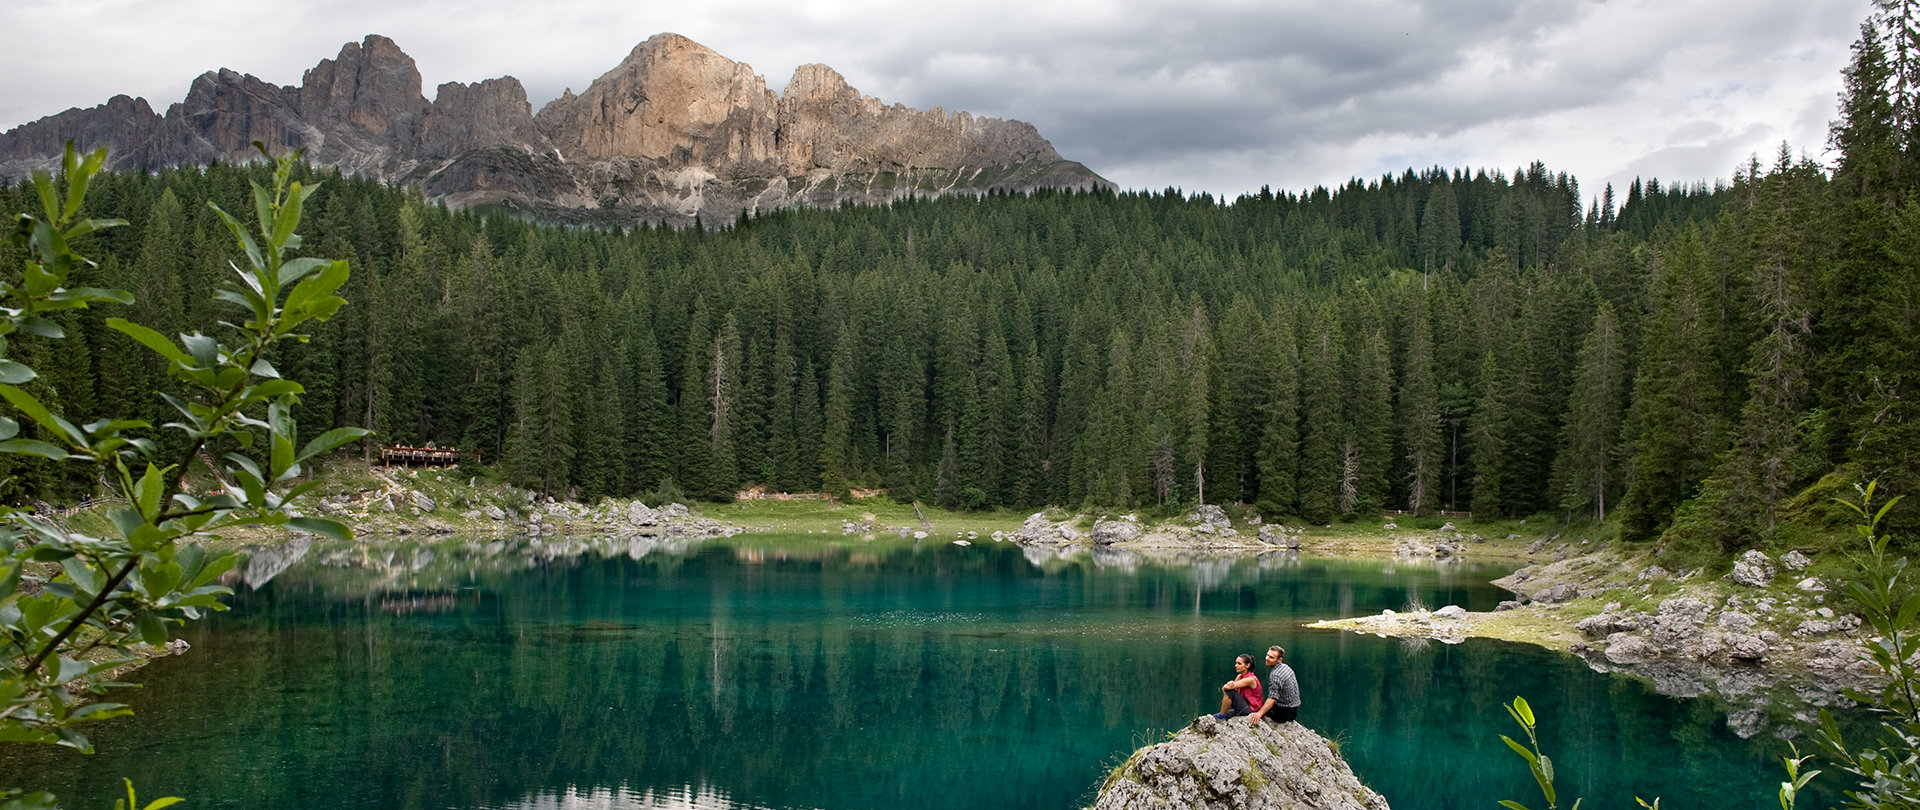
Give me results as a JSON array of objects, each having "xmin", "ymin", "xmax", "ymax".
[
  {"xmin": 0, "ymin": 141, "xmax": 366, "ymax": 775},
  {"xmin": 1816, "ymin": 480, "xmax": 1920, "ymax": 809}
]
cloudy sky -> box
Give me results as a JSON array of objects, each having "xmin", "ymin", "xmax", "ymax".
[{"xmin": 2, "ymin": 0, "xmax": 1869, "ymax": 202}]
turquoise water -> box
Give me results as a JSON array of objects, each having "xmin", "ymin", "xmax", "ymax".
[{"xmin": 4, "ymin": 535, "xmax": 1790, "ymax": 809}]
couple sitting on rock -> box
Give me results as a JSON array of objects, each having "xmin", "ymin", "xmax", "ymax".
[{"xmin": 1209, "ymin": 645, "xmax": 1300, "ymax": 724}]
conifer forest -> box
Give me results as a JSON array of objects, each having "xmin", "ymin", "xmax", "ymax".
[{"xmin": 3, "ymin": 18, "xmax": 1917, "ymax": 556}]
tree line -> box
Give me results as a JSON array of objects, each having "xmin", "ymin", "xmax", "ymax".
[{"xmin": 1, "ymin": 11, "xmax": 1914, "ymax": 551}]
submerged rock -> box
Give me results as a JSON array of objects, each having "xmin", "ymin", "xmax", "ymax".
[{"xmin": 1093, "ymin": 716, "xmax": 1388, "ymax": 810}]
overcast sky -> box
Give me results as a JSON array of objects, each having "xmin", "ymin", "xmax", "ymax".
[{"xmin": 3, "ymin": 0, "xmax": 1869, "ymax": 202}]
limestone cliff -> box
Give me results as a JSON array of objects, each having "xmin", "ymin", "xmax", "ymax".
[
  {"xmin": 0, "ymin": 33, "xmax": 1111, "ymax": 224},
  {"xmin": 1094, "ymin": 716, "xmax": 1390, "ymax": 810}
]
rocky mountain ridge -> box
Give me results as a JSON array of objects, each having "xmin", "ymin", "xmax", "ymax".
[{"xmin": 0, "ymin": 34, "xmax": 1111, "ymax": 224}]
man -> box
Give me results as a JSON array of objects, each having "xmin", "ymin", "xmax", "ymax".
[{"xmin": 1250, "ymin": 645, "xmax": 1300, "ymax": 724}]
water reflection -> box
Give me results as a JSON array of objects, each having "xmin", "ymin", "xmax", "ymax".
[
  {"xmin": 489, "ymin": 784, "xmax": 811, "ymax": 810},
  {"xmin": 5, "ymin": 535, "xmax": 1800, "ymax": 810}
]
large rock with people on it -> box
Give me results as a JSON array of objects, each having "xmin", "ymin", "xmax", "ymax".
[{"xmin": 1094, "ymin": 714, "xmax": 1389, "ymax": 810}]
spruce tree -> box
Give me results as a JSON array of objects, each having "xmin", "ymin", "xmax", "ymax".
[
  {"xmin": 1398, "ymin": 290, "xmax": 1441, "ymax": 514},
  {"xmin": 1552, "ymin": 303, "xmax": 1627, "ymax": 522}
]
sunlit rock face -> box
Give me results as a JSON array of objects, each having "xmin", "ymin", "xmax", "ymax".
[{"xmin": 0, "ymin": 33, "xmax": 1112, "ymax": 225}]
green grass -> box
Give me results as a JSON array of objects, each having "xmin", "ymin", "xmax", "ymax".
[{"xmin": 710, "ymin": 495, "xmax": 1030, "ymax": 534}]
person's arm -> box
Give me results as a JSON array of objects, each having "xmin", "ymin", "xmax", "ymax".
[
  {"xmin": 1251, "ymin": 696, "xmax": 1276, "ymax": 721},
  {"xmin": 1223, "ymin": 673, "xmax": 1257, "ymax": 691}
]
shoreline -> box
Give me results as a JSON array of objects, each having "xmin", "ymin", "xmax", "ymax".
[{"xmin": 78, "ymin": 461, "xmax": 1871, "ymax": 739}]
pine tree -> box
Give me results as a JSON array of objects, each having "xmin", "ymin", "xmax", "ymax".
[
  {"xmin": 1398, "ymin": 290, "xmax": 1441, "ymax": 514},
  {"xmin": 818, "ymin": 327, "xmax": 857, "ymax": 494},
  {"xmin": 1619, "ymin": 229, "xmax": 1729, "ymax": 540},
  {"xmin": 1468, "ymin": 351, "xmax": 1507, "ymax": 519},
  {"xmin": 706, "ymin": 312, "xmax": 744, "ymax": 499},
  {"xmin": 1297, "ymin": 312, "xmax": 1341, "ymax": 523},
  {"xmin": 1552, "ymin": 303, "xmax": 1627, "ymax": 521}
]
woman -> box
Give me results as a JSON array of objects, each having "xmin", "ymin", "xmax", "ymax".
[{"xmin": 1211, "ymin": 653, "xmax": 1264, "ymax": 720}]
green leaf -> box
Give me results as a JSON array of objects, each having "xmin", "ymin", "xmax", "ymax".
[
  {"xmin": 133, "ymin": 463, "xmax": 166, "ymax": 520},
  {"xmin": 59, "ymin": 556, "xmax": 101, "ymax": 595},
  {"xmin": 1498, "ymin": 802, "xmax": 1532, "ymax": 810},
  {"xmin": 277, "ymin": 256, "xmax": 330, "ymax": 289},
  {"xmin": 105, "ymin": 319, "xmax": 194, "ymax": 367},
  {"xmin": 0, "ymin": 440, "xmax": 69, "ymax": 461},
  {"xmin": 142, "ymin": 797, "xmax": 185, "ymax": 810},
  {"xmin": 252, "ymin": 183, "xmax": 275, "ymax": 247},
  {"xmin": 210, "ymin": 203, "xmax": 264, "ymax": 274},
  {"xmin": 298, "ymin": 427, "xmax": 370, "ymax": 463},
  {"xmin": 1500, "ymin": 735, "xmax": 1537, "ymax": 765},
  {"xmin": 0, "ymin": 359, "xmax": 37, "ymax": 384},
  {"xmin": 1512, "ymin": 696, "xmax": 1534, "ymax": 727},
  {"xmin": 288, "ymin": 516, "xmax": 353, "ymax": 543},
  {"xmin": 54, "ymin": 656, "xmax": 90, "ymax": 685},
  {"xmin": 0, "ymin": 384, "xmax": 85, "ymax": 445},
  {"xmin": 271, "ymin": 429, "xmax": 295, "ymax": 480},
  {"xmin": 136, "ymin": 611, "xmax": 168, "ymax": 646},
  {"xmin": 0, "ymin": 415, "xmax": 17, "ymax": 440},
  {"xmin": 180, "ymin": 333, "xmax": 219, "ymax": 369},
  {"xmin": 284, "ymin": 260, "xmax": 349, "ymax": 314},
  {"xmin": 30, "ymin": 170, "xmax": 59, "ymax": 224},
  {"xmin": 15, "ymin": 316, "xmax": 63, "ymax": 339}
]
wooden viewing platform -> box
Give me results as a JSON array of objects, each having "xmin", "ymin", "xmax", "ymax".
[{"xmin": 380, "ymin": 444, "xmax": 463, "ymax": 467}]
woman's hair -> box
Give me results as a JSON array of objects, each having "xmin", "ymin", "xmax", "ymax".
[{"xmin": 1236, "ymin": 653, "xmax": 1254, "ymax": 667}]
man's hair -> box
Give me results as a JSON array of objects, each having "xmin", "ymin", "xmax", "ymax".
[{"xmin": 1268, "ymin": 645, "xmax": 1286, "ymax": 660}]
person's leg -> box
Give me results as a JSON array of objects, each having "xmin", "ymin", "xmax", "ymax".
[
  {"xmin": 1218, "ymin": 691, "xmax": 1254, "ymax": 718},
  {"xmin": 1219, "ymin": 694, "xmax": 1233, "ymax": 715},
  {"xmin": 1273, "ymin": 705, "xmax": 1298, "ymax": 723}
]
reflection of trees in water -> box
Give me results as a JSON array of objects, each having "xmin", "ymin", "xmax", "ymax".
[
  {"xmin": 494, "ymin": 782, "xmax": 801, "ymax": 810},
  {"xmin": 19, "ymin": 543, "xmax": 1757, "ymax": 810}
]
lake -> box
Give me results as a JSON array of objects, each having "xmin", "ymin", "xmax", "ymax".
[{"xmin": 2, "ymin": 534, "xmax": 1790, "ymax": 809}]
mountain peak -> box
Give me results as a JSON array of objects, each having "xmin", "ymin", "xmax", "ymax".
[{"xmin": 0, "ymin": 33, "xmax": 1111, "ymax": 224}]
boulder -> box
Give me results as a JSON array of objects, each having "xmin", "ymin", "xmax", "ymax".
[
  {"xmin": 1577, "ymin": 613, "xmax": 1641, "ymax": 639},
  {"xmin": 1648, "ymin": 598, "xmax": 1710, "ymax": 654},
  {"xmin": 1093, "ymin": 716, "xmax": 1389, "ymax": 810},
  {"xmin": 1434, "ymin": 605, "xmax": 1468, "ymax": 620},
  {"xmin": 627, "ymin": 501, "xmax": 661, "ymax": 526},
  {"xmin": 483, "ymin": 504, "xmax": 507, "ymax": 521},
  {"xmin": 409, "ymin": 490, "xmax": 435, "ymax": 512},
  {"xmin": 1781, "ymin": 550, "xmax": 1811, "ymax": 571},
  {"xmin": 1186, "ymin": 504, "xmax": 1231, "ymax": 529},
  {"xmin": 1603, "ymin": 633, "xmax": 1656, "ymax": 665},
  {"xmin": 1717, "ymin": 611, "xmax": 1757, "ymax": 633},
  {"xmin": 1496, "ymin": 600, "xmax": 1524, "ymax": 611},
  {"xmin": 1193, "ymin": 523, "xmax": 1216, "ymax": 535},
  {"xmin": 1797, "ymin": 577, "xmax": 1827, "ymax": 593},
  {"xmin": 1532, "ymin": 583, "xmax": 1579, "ymax": 604},
  {"xmin": 1636, "ymin": 565, "xmax": 1670, "ymax": 582},
  {"xmin": 1725, "ymin": 633, "xmax": 1769, "ymax": 661},
  {"xmin": 1092, "ymin": 517, "xmax": 1143, "ymax": 545},
  {"xmin": 1730, "ymin": 550, "xmax": 1775, "ymax": 587},
  {"xmin": 659, "ymin": 503, "xmax": 690, "ymax": 519}
]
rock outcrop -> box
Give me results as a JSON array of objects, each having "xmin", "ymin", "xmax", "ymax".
[
  {"xmin": 1094, "ymin": 716, "xmax": 1389, "ymax": 810},
  {"xmin": 0, "ymin": 33, "xmax": 1112, "ymax": 225}
]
